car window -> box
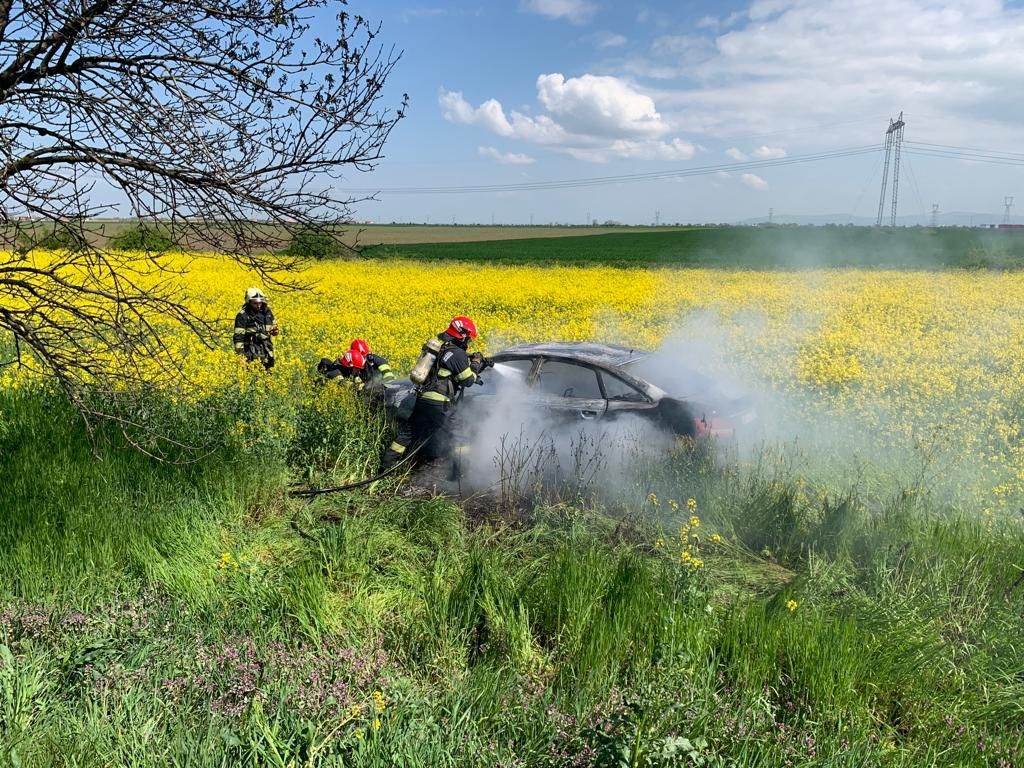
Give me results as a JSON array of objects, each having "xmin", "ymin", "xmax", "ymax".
[
  {"xmin": 601, "ymin": 373, "xmax": 648, "ymax": 402},
  {"xmin": 493, "ymin": 358, "xmax": 534, "ymax": 382},
  {"xmin": 535, "ymin": 360, "xmax": 602, "ymax": 399}
]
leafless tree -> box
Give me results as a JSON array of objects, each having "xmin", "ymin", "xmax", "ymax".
[{"xmin": 0, "ymin": 0, "xmax": 405, "ymax": 442}]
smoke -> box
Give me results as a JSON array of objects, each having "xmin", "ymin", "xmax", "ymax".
[
  {"xmin": 456, "ymin": 362, "xmax": 677, "ymax": 504},
  {"xmin": 631, "ymin": 308, "xmax": 992, "ymax": 506},
  {"xmin": 450, "ymin": 303, "xmax": 981, "ymax": 510},
  {"xmin": 446, "ymin": 238, "xmax": 1020, "ymax": 514}
]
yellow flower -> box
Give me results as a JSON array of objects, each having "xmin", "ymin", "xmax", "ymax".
[
  {"xmin": 217, "ymin": 551, "xmax": 238, "ymax": 571},
  {"xmin": 372, "ymin": 717, "xmax": 381, "ymax": 731},
  {"xmin": 372, "ymin": 690, "xmax": 387, "ymax": 713},
  {"xmin": 786, "ymin": 599, "xmax": 799, "ymax": 613},
  {"xmin": 689, "ymin": 515, "xmax": 700, "ymax": 528},
  {"xmin": 654, "ymin": 537, "xmax": 665, "ymax": 549},
  {"xmin": 647, "ymin": 493, "xmax": 659, "ymax": 506},
  {"xmin": 11, "ymin": 251, "xmax": 1024, "ymax": 519},
  {"xmin": 710, "ymin": 533, "xmax": 722, "ymax": 544}
]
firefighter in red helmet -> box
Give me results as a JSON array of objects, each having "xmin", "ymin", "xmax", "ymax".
[
  {"xmin": 317, "ymin": 339, "xmax": 395, "ymax": 396},
  {"xmin": 381, "ymin": 315, "xmax": 489, "ymax": 471}
]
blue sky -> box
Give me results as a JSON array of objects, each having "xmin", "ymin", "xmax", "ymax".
[{"xmin": 343, "ymin": 0, "xmax": 1024, "ymax": 225}]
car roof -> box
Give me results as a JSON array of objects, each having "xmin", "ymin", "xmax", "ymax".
[{"xmin": 492, "ymin": 342, "xmax": 650, "ymax": 369}]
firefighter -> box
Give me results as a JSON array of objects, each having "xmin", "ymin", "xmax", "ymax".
[
  {"xmin": 233, "ymin": 287, "xmax": 279, "ymax": 369},
  {"xmin": 317, "ymin": 339, "xmax": 396, "ymax": 394},
  {"xmin": 381, "ymin": 316, "xmax": 488, "ymax": 471}
]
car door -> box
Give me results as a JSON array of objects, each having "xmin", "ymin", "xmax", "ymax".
[
  {"xmin": 532, "ymin": 359, "xmax": 607, "ymax": 422},
  {"xmin": 599, "ymin": 371, "xmax": 654, "ymax": 416}
]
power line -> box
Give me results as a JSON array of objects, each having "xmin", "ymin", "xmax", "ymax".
[
  {"xmin": 849, "ymin": 148, "xmax": 885, "ymax": 218},
  {"xmin": 905, "ymin": 140, "xmax": 1024, "ymax": 160},
  {"xmin": 347, "ymin": 145, "xmax": 881, "ymax": 195},
  {"xmin": 901, "ymin": 152, "xmax": 927, "ymax": 221},
  {"xmin": 903, "ymin": 146, "xmax": 1024, "ymax": 167}
]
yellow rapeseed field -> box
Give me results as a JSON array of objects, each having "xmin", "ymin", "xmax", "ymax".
[{"xmin": 5, "ymin": 252, "xmax": 1024, "ymax": 512}]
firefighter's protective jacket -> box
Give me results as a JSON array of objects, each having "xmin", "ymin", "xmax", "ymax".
[
  {"xmin": 364, "ymin": 354, "xmax": 395, "ymax": 384},
  {"xmin": 344, "ymin": 354, "xmax": 395, "ymax": 391},
  {"xmin": 319, "ymin": 354, "xmax": 395, "ymax": 388},
  {"xmin": 419, "ymin": 334, "xmax": 481, "ymax": 404},
  {"xmin": 233, "ymin": 304, "xmax": 276, "ymax": 363}
]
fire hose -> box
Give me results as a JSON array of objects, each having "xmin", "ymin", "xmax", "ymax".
[
  {"xmin": 287, "ymin": 439, "xmax": 427, "ymax": 498},
  {"xmin": 288, "ymin": 360, "xmax": 493, "ymax": 544}
]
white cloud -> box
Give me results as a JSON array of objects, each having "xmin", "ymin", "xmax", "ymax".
[
  {"xmin": 440, "ymin": 74, "xmax": 695, "ymax": 163},
  {"xmin": 726, "ymin": 147, "xmax": 748, "ymax": 161},
  {"xmin": 478, "ymin": 146, "xmax": 536, "ymax": 165},
  {"xmin": 566, "ymin": 138, "xmax": 696, "ymax": 163},
  {"xmin": 536, "ymin": 73, "xmax": 669, "ymax": 138},
  {"xmin": 741, "ymin": 172, "xmax": 769, "ymax": 190},
  {"xmin": 439, "ymin": 90, "xmax": 514, "ymax": 136},
  {"xmin": 753, "ymin": 145, "xmax": 787, "ymax": 159},
  {"xmin": 521, "ymin": 0, "xmax": 595, "ymax": 24},
  {"xmin": 593, "ymin": 31, "xmax": 628, "ymax": 48},
  {"xmin": 642, "ymin": 0, "xmax": 1024, "ymax": 147},
  {"xmin": 399, "ymin": 7, "xmax": 449, "ymax": 22}
]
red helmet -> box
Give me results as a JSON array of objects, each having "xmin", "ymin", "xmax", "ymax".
[
  {"xmin": 445, "ymin": 316, "xmax": 478, "ymax": 341},
  {"xmin": 350, "ymin": 338, "xmax": 370, "ymax": 356},
  {"xmin": 342, "ymin": 350, "xmax": 366, "ymax": 370}
]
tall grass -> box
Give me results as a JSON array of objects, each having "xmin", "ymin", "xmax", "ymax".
[{"xmin": 2, "ymin": 383, "xmax": 1023, "ymax": 767}]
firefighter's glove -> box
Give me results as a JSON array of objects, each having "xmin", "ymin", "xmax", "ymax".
[{"xmin": 469, "ymin": 353, "xmax": 492, "ymax": 374}]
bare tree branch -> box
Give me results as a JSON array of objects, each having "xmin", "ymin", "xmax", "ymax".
[{"xmin": 0, "ymin": 0, "xmax": 405, "ymax": 452}]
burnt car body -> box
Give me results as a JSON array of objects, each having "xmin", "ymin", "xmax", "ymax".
[{"xmin": 383, "ymin": 341, "xmax": 757, "ymax": 439}]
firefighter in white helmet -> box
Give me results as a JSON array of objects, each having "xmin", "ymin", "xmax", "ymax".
[{"xmin": 233, "ymin": 287, "xmax": 280, "ymax": 369}]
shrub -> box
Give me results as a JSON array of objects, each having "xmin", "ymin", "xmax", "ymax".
[
  {"xmin": 109, "ymin": 223, "xmax": 174, "ymax": 252},
  {"xmin": 16, "ymin": 225, "xmax": 86, "ymax": 252},
  {"xmin": 283, "ymin": 226, "xmax": 348, "ymax": 259}
]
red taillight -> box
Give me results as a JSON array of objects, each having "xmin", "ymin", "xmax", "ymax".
[
  {"xmin": 696, "ymin": 416, "xmax": 734, "ymax": 438},
  {"xmin": 709, "ymin": 417, "xmax": 735, "ymax": 437}
]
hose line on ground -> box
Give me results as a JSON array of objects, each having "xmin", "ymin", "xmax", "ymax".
[{"xmin": 287, "ymin": 440, "xmax": 427, "ymax": 498}]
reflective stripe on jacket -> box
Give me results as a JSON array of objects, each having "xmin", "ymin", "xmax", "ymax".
[
  {"xmin": 420, "ymin": 335, "xmax": 476, "ymax": 403},
  {"xmin": 233, "ymin": 304, "xmax": 276, "ymax": 360}
]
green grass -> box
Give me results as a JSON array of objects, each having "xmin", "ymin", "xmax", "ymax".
[
  {"xmin": 2, "ymin": 381, "xmax": 1024, "ymax": 767},
  {"xmin": 369, "ymin": 226, "xmax": 1024, "ymax": 268}
]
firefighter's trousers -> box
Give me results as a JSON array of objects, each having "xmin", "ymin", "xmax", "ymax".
[{"xmin": 382, "ymin": 399, "xmax": 453, "ymax": 469}]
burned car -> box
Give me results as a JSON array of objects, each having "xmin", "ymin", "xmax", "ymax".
[{"xmin": 384, "ymin": 341, "xmax": 757, "ymax": 439}]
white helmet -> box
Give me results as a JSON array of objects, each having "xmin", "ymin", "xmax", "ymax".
[{"xmin": 244, "ymin": 287, "xmax": 266, "ymax": 302}]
